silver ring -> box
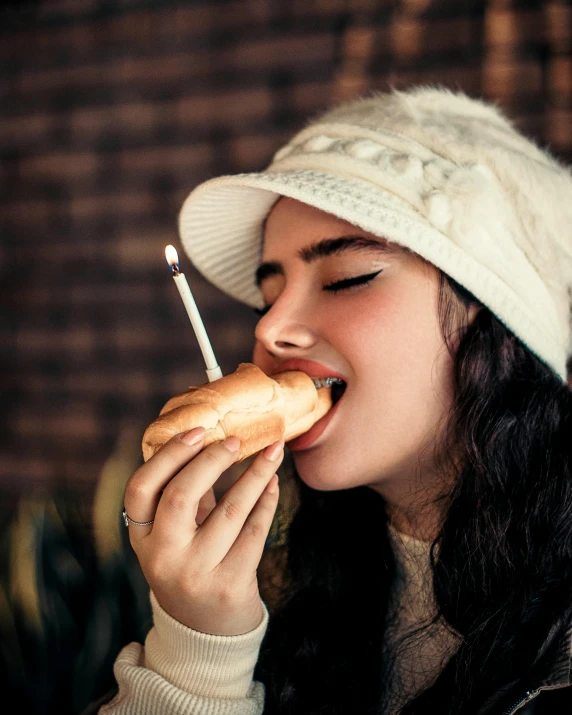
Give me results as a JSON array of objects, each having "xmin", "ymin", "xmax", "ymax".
[{"xmin": 123, "ymin": 509, "xmax": 154, "ymax": 527}]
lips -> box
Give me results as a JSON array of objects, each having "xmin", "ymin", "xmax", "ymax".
[{"xmin": 272, "ymin": 358, "xmax": 348, "ymax": 382}]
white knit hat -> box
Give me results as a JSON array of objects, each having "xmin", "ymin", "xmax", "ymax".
[{"xmin": 179, "ymin": 86, "xmax": 572, "ymax": 382}]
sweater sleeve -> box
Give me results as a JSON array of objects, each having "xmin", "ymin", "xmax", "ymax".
[{"xmin": 99, "ymin": 591, "xmax": 269, "ymax": 715}]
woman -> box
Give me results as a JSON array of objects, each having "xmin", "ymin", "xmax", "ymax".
[{"xmin": 101, "ymin": 87, "xmax": 572, "ymax": 714}]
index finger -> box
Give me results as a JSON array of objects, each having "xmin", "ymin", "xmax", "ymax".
[{"xmin": 123, "ymin": 428, "xmax": 207, "ymax": 533}]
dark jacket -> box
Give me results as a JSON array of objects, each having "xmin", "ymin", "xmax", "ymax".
[{"xmin": 478, "ymin": 620, "xmax": 571, "ymax": 714}]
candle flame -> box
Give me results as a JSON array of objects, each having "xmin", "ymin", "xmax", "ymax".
[{"xmin": 165, "ymin": 245, "xmax": 180, "ymax": 268}]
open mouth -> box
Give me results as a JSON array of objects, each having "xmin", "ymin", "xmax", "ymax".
[
  {"xmin": 331, "ymin": 380, "xmax": 347, "ymax": 405},
  {"xmin": 312, "ymin": 377, "xmax": 347, "ymax": 406},
  {"xmin": 288, "ymin": 378, "xmax": 347, "ymax": 450}
]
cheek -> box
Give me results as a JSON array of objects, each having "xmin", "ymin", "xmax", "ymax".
[
  {"xmin": 336, "ymin": 293, "xmax": 404, "ymax": 365},
  {"xmin": 346, "ymin": 285, "xmax": 449, "ymax": 394}
]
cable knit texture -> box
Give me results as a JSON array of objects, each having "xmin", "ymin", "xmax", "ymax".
[{"xmin": 179, "ymin": 87, "xmax": 572, "ymax": 381}]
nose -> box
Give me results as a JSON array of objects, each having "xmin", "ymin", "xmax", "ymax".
[{"xmin": 254, "ymin": 290, "xmax": 318, "ymax": 355}]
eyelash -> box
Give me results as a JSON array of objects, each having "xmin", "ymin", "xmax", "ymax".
[{"xmin": 252, "ymin": 269, "xmax": 383, "ymax": 317}]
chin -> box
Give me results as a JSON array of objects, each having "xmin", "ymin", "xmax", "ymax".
[{"xmin": 290, "ymin": 449, "xmax": 360, "ymax": 492}]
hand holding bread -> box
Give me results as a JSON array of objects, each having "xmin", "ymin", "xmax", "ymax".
[{"xmin": 124, "ymin": 428, "xmax": 284, "ymax": 635}]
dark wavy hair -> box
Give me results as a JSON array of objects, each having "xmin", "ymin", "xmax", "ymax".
[{"xmin": 253, "ymin": 269, "xmax": 572, "ymax": 714}]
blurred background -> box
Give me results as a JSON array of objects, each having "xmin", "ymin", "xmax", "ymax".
[{"xmin": 1, "ymin": 0, "xmax": 571, "ymax": 712}]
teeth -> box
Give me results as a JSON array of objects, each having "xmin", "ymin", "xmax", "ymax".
[{"xmin": 312, "ymin": 377, "xmax": 345, "ymax": 389}]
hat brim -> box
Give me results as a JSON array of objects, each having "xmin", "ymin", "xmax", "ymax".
[{"xmin": 178, "ymin": 168, "xmax": 461, "ymax": 309}]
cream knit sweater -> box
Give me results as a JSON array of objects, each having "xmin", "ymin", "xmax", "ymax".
[
  {"xmin": 383, "ymin": 525, "xmax": 461, "ymax": 712},
  {"xmin": 100, "ymin": 528, "xmax": 458, "ymax": 714}
]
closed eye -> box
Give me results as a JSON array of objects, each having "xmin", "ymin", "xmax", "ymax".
[
  {"xmin": 324, "ymin": 269, "xmax": 383, "ymax": 294},
  {"xmin": 253, "ymin": 270, "xmax": 383, "ymax": 317}
]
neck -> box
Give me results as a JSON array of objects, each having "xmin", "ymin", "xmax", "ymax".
[
  {"xmin": 369, "ymin": 470, "xmax": 450, "ymax": 542},
  {"xmin": 385, "ymin": 502, "xmax": 438, "ymax": 541}
]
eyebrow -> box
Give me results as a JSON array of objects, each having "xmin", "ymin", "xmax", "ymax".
[{"xmin": 255, "ymin": 234, "xmax": 400, "ymax": 288}]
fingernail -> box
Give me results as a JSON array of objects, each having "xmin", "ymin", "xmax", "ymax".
[
  {"xmin": 222, "ymin": 436, "xmax": 241, "ymax": 453},
  {"xmin": 267, "ymin": 474, "xmax": 279, "ymax": 494},
  {"xmin": 263, "ymin": 440, "xmax": 284, "ymax": 461},
  {"xmin": 180, "ymin": 427, "xmax": 206, "ymax": 446}
]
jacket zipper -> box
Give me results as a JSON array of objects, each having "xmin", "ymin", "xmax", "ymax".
[{"xmin": 501, "ymin": 688, "xmax": 540, "ymax": 715}]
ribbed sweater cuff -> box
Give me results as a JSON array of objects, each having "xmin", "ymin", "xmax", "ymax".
[{"xmin": 144, "ymin": 591, "xmax": 269, "ymax": 699}]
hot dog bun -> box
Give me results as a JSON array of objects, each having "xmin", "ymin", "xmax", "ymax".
[{"xmin": 142, "ymin": 362, "xmax": 333, "ymax": 463}]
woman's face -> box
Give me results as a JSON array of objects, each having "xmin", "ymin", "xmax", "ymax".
[{"xmin": 251, "ymin": 197, "xmax": 457, "ymax": 505}]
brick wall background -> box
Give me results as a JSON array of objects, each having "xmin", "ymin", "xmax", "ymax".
[{"xmin": 2, "ymin": 0, "xmax": 572, "ymax": 504}]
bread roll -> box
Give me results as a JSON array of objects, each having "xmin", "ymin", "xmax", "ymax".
[{"xmin": 142, "ymin": 362, "xmax": 333, "ymax": 463}]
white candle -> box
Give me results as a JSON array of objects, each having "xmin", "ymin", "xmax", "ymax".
[{"xmin": 165, "ymin": 245, "xmax": 223, "ymax": 383}]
